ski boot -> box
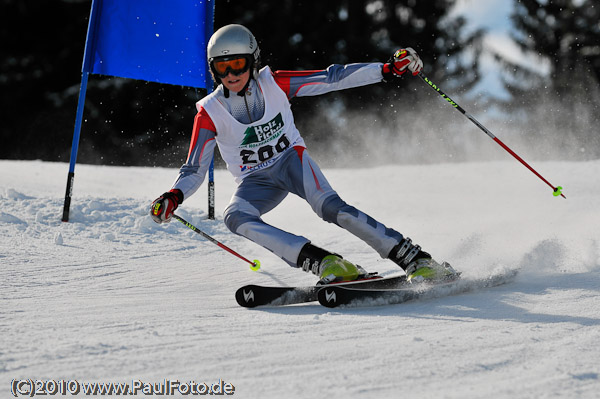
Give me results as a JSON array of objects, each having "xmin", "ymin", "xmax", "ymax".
[
  {"xmin": 297, "ymin": 243, "xmax": 370, "ymax": 284},
  {"xmin": 388, "ymin": 238, "xmax": 459, "ymax": 283}
]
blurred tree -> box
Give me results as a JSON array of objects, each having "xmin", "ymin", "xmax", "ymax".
[
  {"xmin": 1, "ymin": 0, "xmax": 89, "ymax": 161},
  {"xmin": 510, "ymin": 0, "xmax": 600, "ymax": 83},
  {"xmin": 494, "ymin": 0, "xmax": 600, "ymax": 159},
  {"xmin": 1, "ymin": 0, "xmax": 484, "ymax": 166},
  {"xmin": 0, "ymin": 0, "xmax": 204, "ymax": 166}
]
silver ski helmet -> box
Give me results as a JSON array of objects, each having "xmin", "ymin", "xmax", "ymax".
[{"xmin": 207, "ymin": 24, "xmax": 260, "ymax": 82}]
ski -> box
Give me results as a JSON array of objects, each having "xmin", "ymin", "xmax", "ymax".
[
  {"xmin": 318, "ymin": 269, "xmax": 518, "ymax": 308},
  {"xmin": 235, "ymin": 274, "xmax": 408, "ymax": 308}
]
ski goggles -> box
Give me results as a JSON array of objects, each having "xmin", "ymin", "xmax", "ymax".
[{"xmin": 211, "ymin": 56, "xmax": 250, "ymax": 78}]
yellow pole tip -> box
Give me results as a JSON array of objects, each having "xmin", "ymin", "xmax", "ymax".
[{"xmin": 250, "ymin": 259, "xmax": 261, "ymax": 271}]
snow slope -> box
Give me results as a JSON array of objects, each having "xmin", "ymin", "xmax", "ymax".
[{"xmin": 2, "ymin": 159, "xmax": 600, "ymax": 398}]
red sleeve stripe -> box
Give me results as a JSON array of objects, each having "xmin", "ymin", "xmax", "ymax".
[
  {"xmin": 290, "ymin": 82, "xmax": 322, "ymax": 98},
  {"xmin": 188, "ymin": 136, "xmax": 215, "ymax": 164},
  {"xmin": 273, "ymin": 70, "xmax": 325, "ymax": 99},
  {"xmin": 187, "ymin": 108, "xmax": 216, "ymax": 160},
  {"xmin": 195, "ymin": 106, "xmax": 217, "ymax": 132}
]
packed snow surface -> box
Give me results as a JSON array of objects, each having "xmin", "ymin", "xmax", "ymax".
[{"xmin": 2, "ymin": 159, "xmax": 599, "ymax": 398}]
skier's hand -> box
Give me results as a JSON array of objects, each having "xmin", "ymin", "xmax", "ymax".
[
  {"xmin": 150, "ymin": 189, "xmax": 183, "ymax": 223},
  {"xmin": 382, "ymin": 48, "xmax": 423, "ymax": 79}
]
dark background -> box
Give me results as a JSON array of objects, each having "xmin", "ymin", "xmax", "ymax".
[{"xmin": 1, "ymin": 0, "xmax": 599, "ymax": 168}]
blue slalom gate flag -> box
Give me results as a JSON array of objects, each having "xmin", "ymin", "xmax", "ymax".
[
  {"xmin": 83, "ymin": 0, "xmax": 213, "ymax": 87},
  {"xmin": 63, "ymin": 0, "xmax": 215, "ymax": 222}
]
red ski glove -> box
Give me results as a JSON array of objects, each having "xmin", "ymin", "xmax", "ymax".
[
  {"xmin": 150, "ymin": 189, "xmax": 184, "ymax": 223},
  {"xmin": 382, "ymin": 47, "xmax": 423, "ymax": 79}
]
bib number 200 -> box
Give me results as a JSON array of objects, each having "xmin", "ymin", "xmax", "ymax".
[{"xmin": 240, "ymin": 134, "xmax": 290, "ymax": 165}]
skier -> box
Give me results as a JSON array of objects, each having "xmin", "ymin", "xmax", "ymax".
[{"xmin": 150, "ymin": 24, "xmax": 457, "ymax": 284}]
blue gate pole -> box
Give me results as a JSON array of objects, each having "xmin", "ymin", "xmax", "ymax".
[
  {"xmin": 61, "ymin": 72, "xmax": 90, "ymax": 222},
  {"xmin": 206, "ymin": 0, "xmax": 215, "ymax": 219},
  {"xmin": 61, "ymin": 0, "xmax": 100, "ymax": 222},
  {"xmin": 208, "ymin": 157, "xmax": 215, "ymax": 219}
]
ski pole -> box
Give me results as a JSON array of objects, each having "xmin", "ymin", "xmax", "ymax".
[
  {"xmin": 173, "ymin": 214, "xmax": 261, "ymax": 271},
  {"xmin": 418, "ymin": 72, "xmax": 566, "ymax": 199}
]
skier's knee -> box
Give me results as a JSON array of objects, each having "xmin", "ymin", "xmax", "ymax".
[
  {"xmin": 321, "ymin": 194, "xmax": 353, "ymax": 224},
  {"xmin": 222, "ymin": 210, "xmax": 237, "ymax": 233},
  {"xmin": 224, "ymin": 202, "xmax": 260, "ymax": 233},
  {"xmin": 223, "ymin": 208, "xmax": 245, "ymax": 233}
]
